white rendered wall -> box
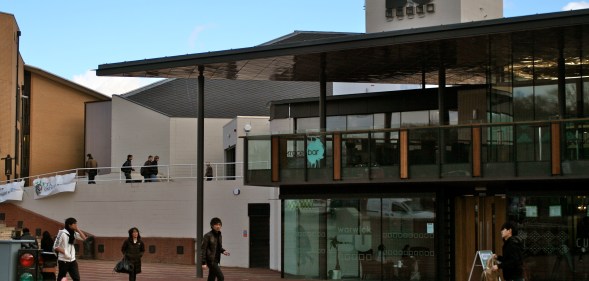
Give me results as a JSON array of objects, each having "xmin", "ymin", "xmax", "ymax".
[
  {"xmin": 14, "ymin": 180, "xmax": 281, "ymax": 269},
  {"xmin": 111, "ymin": 96, "xmax": 171, "ymax": 168}
]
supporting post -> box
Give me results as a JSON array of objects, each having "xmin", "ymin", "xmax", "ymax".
[{"xmin": 196, "ymin": 65, "xmax": 205, "ymax": 278}]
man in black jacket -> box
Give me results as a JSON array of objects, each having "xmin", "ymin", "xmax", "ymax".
[
  {"xmin": 201, "ymin": 217, "xmax": 230, "ymax": 281},
  {"xmin": 492, "ymin": 221, "xmax": 525, "ymax": 281}
]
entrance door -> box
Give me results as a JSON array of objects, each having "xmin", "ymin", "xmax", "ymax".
[
  {"xmin": 249, "ymin": 203, "xmax": 270, "ymax": 268},
  {"xmin": 454, "ymin": 196, "xmax": 506, "ymax": 281}
]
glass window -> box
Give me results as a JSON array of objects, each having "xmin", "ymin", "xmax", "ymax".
[
  {"xmin": 534, "ymin": 84, "xmax": 559, "ymax": 120},
  {"xmin": 347, "ymin": 115, "xmax": 374, "ymax": 130},
  {"xmin": 513, "ymin": 86, "xmax": 534, "ymax": 122},
  {"xmin": 402, "ymin": 111, "xmax": 429, "ymax": 127},
  {"xmin": 327, "ymin": 116, "xmax": 346, "ymax": 132},
  {"xmin": 297, "ymin": 117, "xmax": 319, "ymax": 133},
  {"xmin": 284, "ymin": 195, "xmax": 436, "ymax": 280}
]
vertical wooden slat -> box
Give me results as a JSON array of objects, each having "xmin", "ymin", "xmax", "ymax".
[
  {"xmin": 472, "ymin": 127, "xmax": 481, "ymax": 177},
  {"xmin": 551, "ymin": 122, "xmax": 561, "ymax": 175},
  {"xmin": 333, "ymin": 133, "xmax": 341, "ymax": 181},
  {"xmin": 400, "ymin": 129, "xmax": 409, "ymax": 179},
  {"xmin": 271, "ymin": 136, "xmax": 280, "ymax": 182}
]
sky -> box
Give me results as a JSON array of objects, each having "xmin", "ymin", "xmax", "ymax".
[{"xmin": 2, "ymin": 0, "xmax": 589, "ymax": 96}]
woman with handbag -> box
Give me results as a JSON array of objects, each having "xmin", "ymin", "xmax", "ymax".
[{"xmin": 121, "ymin": 227, "xmax": 145, "ymax": 281}]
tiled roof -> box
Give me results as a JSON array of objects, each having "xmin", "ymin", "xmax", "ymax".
[
  {"xmin": 259, "ymin": 30, "xmax": 360, "ymax": 46},
  {"xmin": 121, "ymin": 78, "xmax": 333, "ymax": 118}
]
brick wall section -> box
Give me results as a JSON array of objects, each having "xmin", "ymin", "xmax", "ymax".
[{"xmin": 0, "ymin": 203, "xmax": 195, "ymax": 265}]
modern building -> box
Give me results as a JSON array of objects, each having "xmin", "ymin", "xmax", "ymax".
[
  {"xmin": 365, "ymin": 0, "xmax": 502, "ymax": 33},
  {"xmin": 0, "ymin": 12, "xmax": 110, "ymax": 183},
  {"xmin": 98, "ymin": 9, "xmax": 589, "ymax": 281}
]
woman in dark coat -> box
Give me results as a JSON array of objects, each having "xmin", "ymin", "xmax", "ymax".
[{"xmin": 121, "ymin": 227, "xmax": 145, "ymax": 281}]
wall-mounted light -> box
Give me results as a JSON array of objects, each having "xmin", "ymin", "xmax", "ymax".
[{"xmin": 233, "ymin": 188, "xmax": 241, "ymax": 196}]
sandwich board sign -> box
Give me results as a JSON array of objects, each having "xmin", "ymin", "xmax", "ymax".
[{"xmin": 468, "ymin": 250, "xmax": 495, "ymax": 281}]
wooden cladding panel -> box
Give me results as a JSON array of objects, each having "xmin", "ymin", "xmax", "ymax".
[
  {"xmin": 400, "ymin": 129, "xmax": 408, "ymax": 179},
  {"xmin": 333, "ymin": 133, "xmax": 342, "ymax": 181},
  {"xmin": 472, "ymin": 127, "xmax": 481, "ymax": 177},
  {"xmin": 271, "ymin": 136, "xmax": 280, "ymax": 182},
  {"xmin": 551, "ymin": 122, "xmax": 561, "ymax": 175}
]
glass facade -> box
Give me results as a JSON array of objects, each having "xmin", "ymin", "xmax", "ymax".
[
  {"xmin": 507, "ymin": 195, "xmax": 589, "ymax": 281},
  {"xmin": 284, "ymin": 195, "xmax": 436, "ymax": 280}
]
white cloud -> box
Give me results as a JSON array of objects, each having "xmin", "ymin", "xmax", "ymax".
[
  {"xmin": 188, "ymin": 24, "xmax": 213, "ymax": 50},
  {"xmin": 563, "ymin": 1, "xmax": 589, "ymax": 10},
  {"xmin": 72, "ymin": 70, "xmax": 162, "ymax": 97}
]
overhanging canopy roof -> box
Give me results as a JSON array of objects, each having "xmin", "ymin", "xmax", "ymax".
[{"xmin": 97, "ymin": 9, "xmax": 589, "ymax": 85}]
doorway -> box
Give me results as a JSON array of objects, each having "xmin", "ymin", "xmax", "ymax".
[
  {"xmin": 249, "ymin": 203, "xmax": 270, "ymax": 268},
  {"xmin": 454, "ymin": 195, "xmax": 506, "ymax": 281}
]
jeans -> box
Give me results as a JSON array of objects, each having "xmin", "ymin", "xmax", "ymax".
[
  {"xmin": 57, "ymin": 260, "xmax": 80, "ymax": 281},
  {"xmin": 207, "ymin": 262, "xmax": 224, "ymax": 281}
]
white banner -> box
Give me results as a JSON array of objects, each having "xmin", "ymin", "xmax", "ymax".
[
  {"xmin": 0, "ymin": 181, "xmax": 25, "ymax": 203},
  {"xmin": 33, "ymin": 173, "xmax": 77, "ymax": 199}
]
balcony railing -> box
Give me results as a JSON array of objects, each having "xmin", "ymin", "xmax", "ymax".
[
  {"xmin": 0, "ymin": 162, "xmax": 243, "ymax": 185},
  {"xmin": 245, "ymin": 118, "xmax": 589, "ymax": 186}
]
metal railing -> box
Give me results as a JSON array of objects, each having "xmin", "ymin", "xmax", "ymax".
[{"xmin": 0, "ymin": 162, "xmax": 244, "ymax": 185}]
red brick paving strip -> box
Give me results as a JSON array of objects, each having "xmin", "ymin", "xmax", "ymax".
[{"xmin": 71, "ymin": 259, "xmax": 312, "ymax": 281}]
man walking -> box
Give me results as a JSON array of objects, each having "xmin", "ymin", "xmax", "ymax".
[
  {"xmin": 201, "ymin": 217, "xmax": 230, "ymax": 281},
  {"xmin": 122, "ymin": 155, "xmax": 135, "ymax": 183}
]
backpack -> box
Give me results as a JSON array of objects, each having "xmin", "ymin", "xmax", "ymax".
[{"xmin": 121, "ymin": 162, "xmax": 131, "ymax": 173}]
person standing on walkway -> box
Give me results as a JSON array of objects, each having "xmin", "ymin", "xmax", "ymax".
[
  {"xmin": 492, "ymin": 221, "xmax": 525, "ymax": 281},
  {"xmin": 122, "ymin": 155, "xmax": 135, "ymax": 183},
  {"xmin": 205, "ymin": 162, "xmax": 213, "ymax": 181},
  {"xmin": 85, "ymin": 154, "xmax": 98, "ymax": 184},
  {"xmin": 150, "ymin": 156, "xmax": 159, "ymax": 182},
  {"xmin": 201, "ymin": 217, "xmax": 230, "ymax": 281},
  {"xmin": 141, "ymin": 155, "xmax": 153, "ymax": 183},
  {"xmin": 53, "ymin": 217, "xmax": 87, "ymax": 281},
  {"xmin": 122, "ymin": 227, "xmax": 145, "ymax": 281}
]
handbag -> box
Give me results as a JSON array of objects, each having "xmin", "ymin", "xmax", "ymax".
[{"xmin": 113, "ymin": 257, "xmax": 134, "ymax": 273}]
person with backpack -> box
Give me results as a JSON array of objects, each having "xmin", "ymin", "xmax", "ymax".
[
  {"xmin": 121, "ymin": 155, "xmax": 135, "ymax": 183},
  {"xmin": 140, "ymin": 155, "xmax": 153, "ymax": 183}
]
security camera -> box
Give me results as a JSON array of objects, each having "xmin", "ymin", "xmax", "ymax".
[{"xmin": 244, "ymin": 124, "xmax": 252, "ymax": 133}]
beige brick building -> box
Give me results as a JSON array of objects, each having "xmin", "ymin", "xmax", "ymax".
[{"xmin": 0, "ymin": 12, "xmax": 110, "ymax": 182}]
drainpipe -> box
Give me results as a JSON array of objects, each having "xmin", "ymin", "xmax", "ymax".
[{"xmin": 13, "ymin": 30, "xmax": 22, "ymax": 181}]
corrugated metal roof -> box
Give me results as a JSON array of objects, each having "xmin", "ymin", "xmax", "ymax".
[{"xmin": 121, "ymin": 78, "xmax": 333, "ymax": 118}]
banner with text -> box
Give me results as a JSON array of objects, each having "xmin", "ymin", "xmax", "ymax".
[
  {"xmin": 33, "ymin": 173, "xmax": 77, "ymax": 199},
  {"xmin": 0, "ymin": 181, "xmax": 24, "ymax": 203}
]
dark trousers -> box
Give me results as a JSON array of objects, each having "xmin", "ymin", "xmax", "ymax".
[
  {"xmin": 207, "ymin": 262, "xmax": 224, "ymax": 281},
  {"xmin": 88, "ymin": 170, "xmax": 97, "ymax": 184},
  {"xmin": 128, "ymin": 271, "xmax": 137, "ymax": 281},
  {"xmin": 125, "ymin": 172, "xmax": 132, "ymax": 183},
  {"xmin": 57, "ymin": 260, "xmax": 80, "ymax": 281}
]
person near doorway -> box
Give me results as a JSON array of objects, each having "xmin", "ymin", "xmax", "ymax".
[
  {"xmin": 53, "ymin": 217, "xmax": 87, "ymax": 281},
  {"xmin": 205, "ymin": 162, "xmax": 213, "ymax": 181},
  {"xmin": 492, "ymin": 221, "xmax": 525, "ymax": 281},
  {"xmin": 122, "ymin": 155, "xmax": 135, "ymax": 183},
  {"xmin": 201, "ymin": 217, "xmax": 230, "ymax": 281},
  {"xmin": 121, "ymin": 227, "xmax": 145, "ymax": 281},
  {"xmin": 85, "ymin": 154, "xmax": 98, "ymax": 184}
]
